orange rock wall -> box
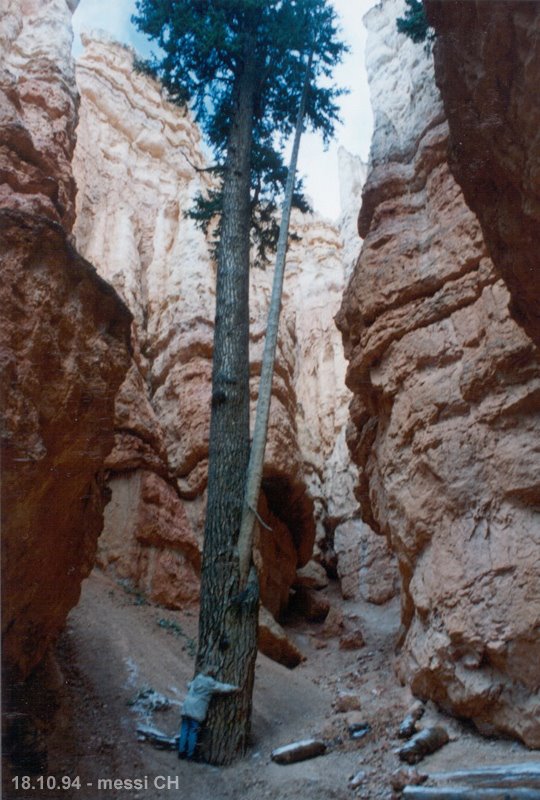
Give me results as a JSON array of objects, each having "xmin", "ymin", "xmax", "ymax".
[
  {"xmin": 0, "ymin": 1, "xmax": 132, "ymax": 682},
  {"xmin": 337, "ymin": 0, "xmax": 540, "ymax": 747},
  {"xmin": 425, "ymin": 0, "xmax": 540, "ymax": 346}
]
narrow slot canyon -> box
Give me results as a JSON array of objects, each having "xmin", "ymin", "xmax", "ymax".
[{"xmin": 2, "ymin": 1, "xmax": 539, "ymax": 799}]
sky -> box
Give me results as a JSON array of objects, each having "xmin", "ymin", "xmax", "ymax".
[{"xmin": 72, "ymin": 0, "xmax": 376, "ymax": 220}]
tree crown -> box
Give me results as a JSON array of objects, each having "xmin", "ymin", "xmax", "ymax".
[{"xmin": 132, "ymin": 0, "xmax": 348, "ymax": 258}]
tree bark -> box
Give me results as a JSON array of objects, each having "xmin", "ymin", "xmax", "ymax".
[
  {"xmin": 237, "ymin": 49, "xmax": 313, "ymax": 588},
  {"xmin": 195, "ymin": 32, "xmax": 259, "ymax": 765}
]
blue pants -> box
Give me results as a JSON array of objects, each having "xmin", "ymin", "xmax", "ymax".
[{"xmin": 178, "ymin": 716, "xmax": 201, "ymax": 759}]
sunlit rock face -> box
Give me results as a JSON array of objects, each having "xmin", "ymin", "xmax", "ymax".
[
  {"xmin": 73, "ymin": 34, "xmax": 214, "ymax": 607},
  {"xmin": 1, "ymin": 2, "xmax": 132, "ymax": 683},
  {"xmin": 72, "ymin": 36, "xmax": 364, "ymax": 620},
  {"xmin": 338, "ymin": 146, "xmax": 368, "ymax": 279},
  {"xmin": 337, "ymin": 0, "xmax": 540, "ymax": 747},
  {"xmin": 425, "ymin": 0, "xmax": 540, "ymax": 347},
  {"xmin": 0, "ymin": 0, "xmax": 80, "ymax": 229},
  {"xmin": 334, "ymin": 519, "xmax": 397, "ymax": 605}
]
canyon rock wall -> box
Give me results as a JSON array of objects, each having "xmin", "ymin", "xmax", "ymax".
[
  {"xmin": 72, "ymin": 37, "xmax": 366, "ymax": 627},
  {"xmin": 425, "ymin": 0, "xmax": 540, "ymax": 346},
  {"xmin": 0, "ymin": 0, "xmax": 79, "ymax": 229},
  {"xmin": 337, "ymin": 0, "xmax": 540, "ymax": 747},
  {"xmin": 0, "ymin": 1, "xmax": 132, "ymax": 683},
  {"xmin": 338, "ymin": 146, "xmax": 368, "ymax": 279},
  {"xmin": 73, "ymin": 34, "xmax": 216, "ymax": 609}
]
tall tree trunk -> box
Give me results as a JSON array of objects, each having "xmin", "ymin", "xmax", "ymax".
[
  {"xmin": 195, "ymin": 36, "xmax": 259, "ymax": 765},
  {"xmin": 237, "ymin": 50, "xmax": 313, "ymax": 588}
]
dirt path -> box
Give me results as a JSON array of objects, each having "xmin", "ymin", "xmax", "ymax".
[{"xmin": 14, "ymin": 570, "xmax": 538, "ymax": 800}]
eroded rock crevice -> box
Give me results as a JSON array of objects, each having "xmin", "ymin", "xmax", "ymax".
[{"xmin": 337, "ymin": 0, "xmax": 540, "ymax": 748}]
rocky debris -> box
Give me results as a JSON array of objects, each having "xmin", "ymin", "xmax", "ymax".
[
  {"xmin": 294, "ymin": 561, "xmax": 329, "ymax": 590},
  {"xmin": 337, "ymin": 0, "xmax": 540, "ymax": 747},
  {"xmin": 398, "ymin": 701, "xmax": 426, "ymax": 739},
  {"xmin": 44, "ymin": 567, "xmax": 540, "ymax": 800},
  {"xmin": 391, "ymin": 766, "xmax": 428, "ymax": 792},
  {"xmin": 398, "ymin": 727, "xmax": 450, "ymax": 765},
  {"xmin": 339, "ymin": 630, "xmax": 365, "ymax": 652},
  {"xmin": 349, "ymin": 770, "xmax": 367, "ymax": 789},
  {"xmin": 258, "ymin": 606, "xmax": 305, "ymax": 669},
  {"xmin": 320, "ymin": 715, "xmax": 346, "ymax": 743},
  {"xmin": 348, "ymin": 722, "xmax": 372, "ymax": 741},
  {"xmin": 343, "ymin": 711, "xmax": 367, "ymax": 730},
  {"xmin": 271, "ymin": 739, "xmax": 327, "ymax": 765},
  {"xmin": 425, "ymin": 1, "xmax": 540, "ymax": 347},
  {"xmin": 310, "ymin": 606, "xmax": 366, "ymax": 652},
  {"xmin": 312, "ymin": 639, "xmax": 328, "ymax": 651},
  {"xmin": 289, "ymin": 587, "xmax": 330, "ymax": 623},
  {"xmin": 315, "ymin": 606, "xmax": 344, "ymax": 640},
  {"xmin": 333, "ymin": 693, "xmax": 362, "ymax": 714}
]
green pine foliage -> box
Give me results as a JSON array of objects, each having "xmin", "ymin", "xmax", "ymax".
[
  {"xmin": 132, "ymin": 0, "xmax": 347, "ymax": 259},
  {"xmin": 396, "ymin": 0, "xmax": 434, "ymax": 48}
]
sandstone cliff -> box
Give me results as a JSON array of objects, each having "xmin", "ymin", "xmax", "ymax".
[
  {"xmin": 1, "ymin": 1, "xmax": 132, "ymax": 684},
  {"xmin": 425, "ymin": 0, "xmax": 540, "ymax": 347},
  {"xmin": 72, "ymin": 37, "xmax": 370, "ymax": 635},
  {"xmin": 337, "ymin": 0, "xmax": 540, "ymax": 747},
  {"xmin": 0, "ymin": 0, "xmax": 79, "ymax": 229}
]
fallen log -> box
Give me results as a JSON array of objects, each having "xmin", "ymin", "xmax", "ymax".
[
  {"xmin": 402, "ymin": 788, "xmax": 540, "ymax": 799},
  {"xmin": 398, "ymin": 701, "xmax": 426, "ymax": 739},
  {"xmin": 136, "ymin": 724, "xmax": 177, "ymax": 750},
  {"xmin": 429, "ymin": 763, "xmax": 540, "ymax": 789},
  {"xmin": 271, "ymin": 739, "xmax": 327, "ymax": 764},
  {"xmin": 398, "ymin": 727, "xmax": 449, "ymax": 764}
]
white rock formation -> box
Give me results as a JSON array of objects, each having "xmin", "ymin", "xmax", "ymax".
[
  {"xmin": 364, "ymin": 0, "xmax": 443, "ymax": 165},
  {"xmin": 338, "ymin": 147, "xmax": 368, "ymax": 278},
  {"xmin": 0, "ymin": 0, "xmax": 80, "ymax": 228}
]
